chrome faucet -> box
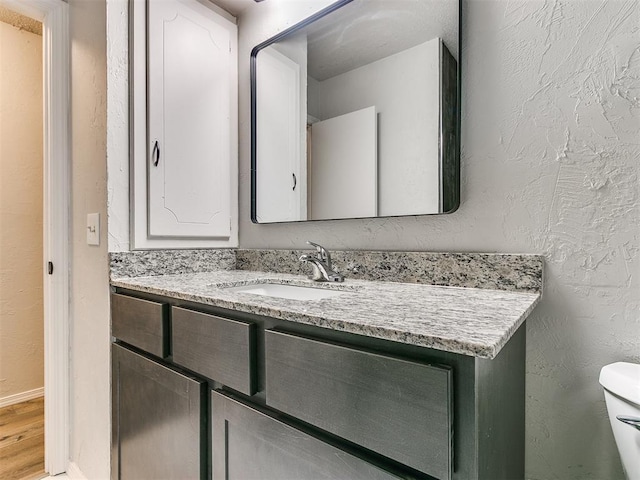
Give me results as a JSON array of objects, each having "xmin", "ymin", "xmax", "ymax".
[{"xmin": 299, "ymin": 241, "xmax": 344, "ymax": 282}]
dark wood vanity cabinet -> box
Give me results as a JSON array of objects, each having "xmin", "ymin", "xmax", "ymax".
[
  {"xmin": 111, "ymin": 344, "xmax": 206, "ymax": 480},
  {"xmin": 211, "ymin": 390, "xmax": 403, "ymax": 480},
  {"xmin": 111, "ymin": 289, "xmax": 526, "ymax": 480}
]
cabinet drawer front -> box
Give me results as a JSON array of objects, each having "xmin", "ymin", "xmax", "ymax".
[
  {"xmin": 265, "ymin": 330, "xmax": 453, "ymax": 480},
  {"xmin": 111, "ymin": 293, "xmax": 168, "ymax": 358},
  {"xmin": 112, "ymin": 344, "xmax": 205, "ymax": 480},
  {"xmin": 211, "ymin": 390, "xmax": 402, "ymax": 480},
  {"xmin": 172, "ymin": 307, "xmax": 256, "ymax": 395}
]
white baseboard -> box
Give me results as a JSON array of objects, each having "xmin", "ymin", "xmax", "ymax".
[
  {"xmin": 65, "ymin": 462, "xmax": 87, "ymax": 480},
  {"xmin": 0, "ymin": 387, "xmax": 44, "ymax": 408}
]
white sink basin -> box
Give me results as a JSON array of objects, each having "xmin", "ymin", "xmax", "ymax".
[{"xmin": 223, "ymin": 282, "xmax": 346, "ymax": 301}]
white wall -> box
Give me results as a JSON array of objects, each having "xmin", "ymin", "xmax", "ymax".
[
  {"xmin": 239, "ymin": 1, "xmax": 639, "ymax": 479},
  {"xmin": 0, "ymin": 20, "xmax": 44, "ymax": 402},
  {"xmin": 106, "ymin": 0, "xmax": 129, "ymax": 253},
  {"xmin": 70, "ymin": 0, "xmax": 111, "ymax": 477}
]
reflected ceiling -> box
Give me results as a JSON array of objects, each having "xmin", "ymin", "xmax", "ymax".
[{"xmin": 302, "ymin": 0, "xmax": 458, "ymax": 80}]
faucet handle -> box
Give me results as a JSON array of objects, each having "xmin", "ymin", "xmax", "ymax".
[{"xmin": 306, "ymin": 241, "xmax": 331, "ymax": 265}]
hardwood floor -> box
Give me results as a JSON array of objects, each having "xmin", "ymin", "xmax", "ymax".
[{"xmin": 0, "ymin": 397, "xmax": 45, "ymax": 480}]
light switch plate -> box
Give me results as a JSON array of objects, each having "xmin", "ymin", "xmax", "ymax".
[{"xmin": 87, "ymin": 213, "xmax": 100, "ymax": 246}]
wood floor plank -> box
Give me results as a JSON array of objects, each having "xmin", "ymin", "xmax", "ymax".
[
  {"xmin": 0, "ymin": 398, "xmax": 45, "ymax": 480},
  {"xmin": 0, "ymin": 398, "xmax": 44, "ymax": 423},
  {"xmin": 0, "ymin": 407, "xmax": 43, "ymax": 429},
  {"xmin": 0, "ymin": 433, "xmax": 45, "ymax": 480},
  {"xmin": 0, "ymin": 421, "xmax": 44, "ymax": 450},
  {"xmin": 24, "ymin": 472, "xmax": 47, "ymax": 480},
  {"xmin": 0, "ymin": 411, "xmax": 44, "ymax": 449}
]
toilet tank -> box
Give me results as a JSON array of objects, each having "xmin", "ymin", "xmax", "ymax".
[{"xmin": 599, "ymin": 362, "xmax": 640, "ymax": 480}]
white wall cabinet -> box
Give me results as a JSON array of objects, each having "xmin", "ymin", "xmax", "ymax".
[{"xmin": 131, "ymin": 0, "xmax": 238, "ymax": 248}]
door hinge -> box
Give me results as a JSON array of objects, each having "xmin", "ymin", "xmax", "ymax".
[{"xmin": 48, "ymin": 262, "xmax": 54, "ymax": 275}]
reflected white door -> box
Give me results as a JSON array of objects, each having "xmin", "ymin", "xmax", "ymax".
[
  {"xmin": 148, "ymin": 0, "xmax": 233, "ymax": 237},
  {"xmin": 310, "ymin": 106, "xmax": 377, "ymax": 220},
  {"xmin": 255, "ymin": 47, "xmax": 303, "ymax": 223}
]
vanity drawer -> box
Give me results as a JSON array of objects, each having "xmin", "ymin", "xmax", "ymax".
[
  {"xmin": 111, "ymin": 293, "xmax": 169, "ymax": 358},
  {"xmin": 265, "ymin": 330, "xmax": 453, "ymax": 480},
  {"xmin": 172, "ymin": 307, "xmax": 256, "ymax": 395}
]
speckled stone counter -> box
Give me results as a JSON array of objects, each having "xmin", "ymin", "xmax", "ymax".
[
  {"xmin": 110, "ymin": 249, "xmax": 543, "ymax": 292},
  {"xmin": 111, "ymin": 270, "xmax": 541, "ymax": 359},
  {"xmin": 236, "ymin": 249, "xmax": 543, "ymax": 293},
  {"xmin": 110, "ymin": 249, "xmax": 235, "ymax": 278}
]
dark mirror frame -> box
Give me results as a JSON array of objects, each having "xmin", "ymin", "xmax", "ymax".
[{"xmin": 250, "ymin": 0, "xmax": 461, "ymax": 224}]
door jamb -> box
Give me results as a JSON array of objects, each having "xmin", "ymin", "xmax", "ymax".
[{"xmin": 0, "ymin": 0, "xmax": 70, "ymax": 474}]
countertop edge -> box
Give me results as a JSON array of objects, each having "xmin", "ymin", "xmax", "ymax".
[{"xmin": 111, "ymin": 272, "xmax": 541, "ymax": 360}]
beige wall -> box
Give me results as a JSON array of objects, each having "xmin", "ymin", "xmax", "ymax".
[
  {"xmin": 69, "ymin": 0, "xmax": 111, "ymax": 477},
  {"xmin": 0, "ymin": 20, "xmax": 44, "ymax": 401}
]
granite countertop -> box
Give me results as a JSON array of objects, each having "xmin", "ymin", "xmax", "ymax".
[{"xmin": 111, "ymin": 270, "xmax": 541, "ymax": 359}]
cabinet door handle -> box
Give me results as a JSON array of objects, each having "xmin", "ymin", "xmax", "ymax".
[
  {"xmin": 151, "ymin": 140, "xmax": 160, "ymax": 167},
  {"xmin": 292, "ymin": 173, "xmax": 297, "ymax": 191},
  {"xmin": 617, "ymin": 415, "xmax": 640, "ymax": 431}
]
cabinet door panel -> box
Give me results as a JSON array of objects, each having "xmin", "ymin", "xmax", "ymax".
[
  {"xmin": 265, "ymin": 329, "xmax": 453, "ymax": 480},
  {"xmin": 148, "ymin": 0, "xmax": 232, "ymax": 238},
  {"xmin": 112, "ymin": 344, "xmax": 205, "ymax": 480},
  {"xmin": 211, "ymin": 390, "xmax": 402, "ymax": 480}
]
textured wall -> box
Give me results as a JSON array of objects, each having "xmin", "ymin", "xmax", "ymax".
[
  {"xmin": 106, "ymin": 0, "xmax": 130, "ymax": 252},
  {"xmin": 0, "ymin": 21, "xmax": 43, "ymax": 401},
  {"xmin": 239, "ymin": 1, "xmax": 639, "ymax": 478},
  {"xmin": 0, "ymin": 6, "xmax": 42, "ymax": 35},
  {"xmin": 70, "ymin": 0, "xmax": 111, "ymax": 477}
]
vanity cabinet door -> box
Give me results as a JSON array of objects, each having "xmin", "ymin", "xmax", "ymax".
[
  {"xmin": 265, "ymin": 329, "xmax": 453, "ymax": 480},
  {"xmin": 211, "ymin": 390, "xmax": 402, "ymax": 480},
  {"xmin": 111, "ymin": 344, "xmax": 206, "ymax": 480},
  {"xmin": 147, "ymin": 0, "xmax": 236, "ymax": 238}
]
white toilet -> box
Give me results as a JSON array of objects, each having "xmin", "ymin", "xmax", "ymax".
[{"xmin": 600, "ymin": 362, "xmax": 640, "ymax": 479}]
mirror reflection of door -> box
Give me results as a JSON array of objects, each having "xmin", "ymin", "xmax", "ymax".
[
  {"xmin": 256, "ymin": 47, "xmax": 306, "ymax": 222},
  {"xmin": 306, "ymin": 123, "xmax": 313, "ymax": 219},
  {"xmin": 309, "ymin": 106, "xmax": 377, "ymax": 220}
]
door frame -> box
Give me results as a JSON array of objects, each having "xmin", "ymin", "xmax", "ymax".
[{"xmin": 0, "ymin": 0, "xmax": 70, "ymax": 475}]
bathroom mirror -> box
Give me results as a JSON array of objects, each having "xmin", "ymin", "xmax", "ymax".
[{"xmin": 251, "ymin": 0, "xmax": 460, "ymax": 223}]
